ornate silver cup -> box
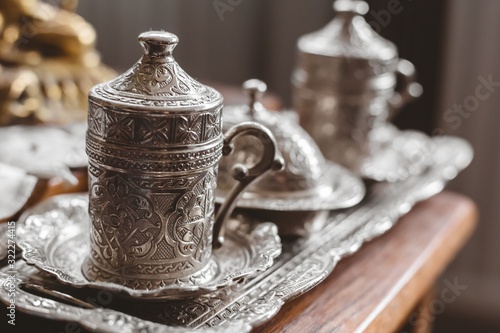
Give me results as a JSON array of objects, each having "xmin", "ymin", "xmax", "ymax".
[
  {"xmin": 82, "ymin": 31, "xmax": 282, "ymax": 289},
  {"xmin": 293, "ymin": 0, "xmax": 423, "ymax": 171}
]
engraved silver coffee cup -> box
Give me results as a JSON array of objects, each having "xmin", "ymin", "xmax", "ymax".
[
  {"xmin": 82, "ymin": 31, "xmax": 282, "ymax": 289},
  {"xmin": 293, "ymin": 0, "xmax": 423, "ymax": 171}
]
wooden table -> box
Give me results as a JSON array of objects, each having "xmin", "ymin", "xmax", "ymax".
[{"xmin": 254, "ymin": 191, "xmax": 477, "ymax": 333}]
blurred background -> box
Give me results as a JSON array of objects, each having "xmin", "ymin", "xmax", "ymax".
[
  {"xmin": 77, "ymin": 0, "xmax": 499, "ymax": 332},
  {"xmin": 10, "ymin": 0, "xmax": 500, "ymax": 331}
]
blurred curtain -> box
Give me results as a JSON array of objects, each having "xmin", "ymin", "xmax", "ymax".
[
  {"xmin": 436, "ymin": 0, "xmax": 500, "ymax": 322},
  {"xmin": 77, "ymin": 0, "xmax": 334, "ymax": 105}
]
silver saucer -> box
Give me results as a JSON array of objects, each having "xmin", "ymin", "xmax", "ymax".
[
  {"xmin": 360, "ymin": 125, "xmax": 434, "ymax": 182},
  {"xmin": 216, "ymin": 162, "xmax": 365, "ymax": 212},
  {"xmin": 17, "ymin": 194, "xmax": 282, "ymax": 300}
]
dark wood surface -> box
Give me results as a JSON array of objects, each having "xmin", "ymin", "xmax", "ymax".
[{"xmin": 253, "ymin": 191, "xmax": 477, "ymax": 333}]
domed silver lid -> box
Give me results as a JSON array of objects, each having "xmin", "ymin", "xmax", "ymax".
[
  {"xmin": 89, "ymin": 31, "xmax": 222, "ymax": 112},
  {"xmin": 216, "ymin": 79, "xmax": 365, "ymax": 211},
  {"xmin": 295, "ymin": 0, "xmax": 399, "ymax": 93},
  {"xmin": 299, "ymin": 1, "xmax": 397, "ymax": 61}
]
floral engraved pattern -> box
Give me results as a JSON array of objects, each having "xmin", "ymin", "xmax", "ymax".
[
  {"xmin": 167, "ymin": 168, "xmax": 217, "ymax": 263},
  {"xmin": 136, "ymin": 64, "xmax": 174, "ymax": 95},
  {"xmin": 176, "ymin": 115, "xmax": 202, "ymax": 144},
  {"xmin": 109, "ymin": 61, "xmax": 205, "ymax": 98},
  {"xmin": 89, "ymin": 173, "xmax": 163, "ymax": 269},
  {"xmin": 88, "ymin": 102, "xmax": 104, "ymax": 136},
  {"xmin": 86, "ymin": 163, "xmax": 219, "ymax": 283},
  {"xmin": 86, "ymin": 106, "xmax": 221, "ymax": 147},
  {"xmin": 104, "ymin": 113, "xmax": 134, "ymax": 142},
  {"xmin": 137, "ymin": 118, "xmax": 171, "ymax": 145},
  {"xmin": 205, "ymin": 110, "xmax": 221, "ymax": 141}
]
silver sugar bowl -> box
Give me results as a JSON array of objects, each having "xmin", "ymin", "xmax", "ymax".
[
  {"xmin": 217, "ymin": 79, "xmax": 365, "ymax": 236},
  {"xmin": 84, "ymin": 31, "xmax": 281, "ymax": 289},
  {"xmin": 293, "ymin": 0, "xmax": 422, "ymax": 171}
]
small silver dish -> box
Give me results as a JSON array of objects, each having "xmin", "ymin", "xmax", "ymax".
[
  {"xmin": 0, "ymin": 163, "xmax": 38, "ymax": 222},
  {"xmin": 359, "ymin": 125, "xmax": 434, "ymax": 182},
  {"xmin": 0, "ymin": 124, "xmax": 86, "ymax": 183},
  {"xmin": 216, "ymin": 79, "xmax": 365, "ymax": 213},
  {"xmin": 215, "ymin": 80, "xmax": 365, "ymax": 236},
  {"xmin": 17, "ymin": 194, "xmax": 282, "ymax": 300}
]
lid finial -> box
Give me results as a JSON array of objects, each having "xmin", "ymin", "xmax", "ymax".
[
  {"xmin": 242, "ymin": 79, "xmax": 267, "ymax": 117},
  {"xmin": 333, "ymin": 0, "xmax": 369, "ymax": 16},
  {"xmin": 138, "ymin": 31, "xmax": 179, "ymax": 58}
]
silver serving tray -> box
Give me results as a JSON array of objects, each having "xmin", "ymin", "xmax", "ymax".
[{"xmin": 1, "ymin": 136, "xmax": 472, "ymax": 332}]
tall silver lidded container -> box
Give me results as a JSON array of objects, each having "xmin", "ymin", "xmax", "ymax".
[
  {"xmin": 83, "ymin": 31, "xmax": 281, "ymax": 289},
  {"xmin": 293, "ymin": 0, "xmax": 422, "ymax": 171}
]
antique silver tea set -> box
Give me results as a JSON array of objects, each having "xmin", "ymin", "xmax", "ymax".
[{"xmin": 0, "ymin": 1, "xmax": 473, "ymax": 332}]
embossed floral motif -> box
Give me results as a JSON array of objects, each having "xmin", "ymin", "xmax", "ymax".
[
  {"xmin": 176, "ymin": 115, "xmax": 202, "ymax": 144},
  {"xmin": 137, "ymin": 118, "xmax": 172, "ymax": 145},
  {"xmin": 136, "ymin": 64, "xmax": 174, "ymax": 95},
  {"xmin": 167, "ymin": 169, "xmax": 217, "ymax": 263},
  {"xmin": 88, "ymin": 102, "xmax": 104, "ymax": 136},
  {"xmin": 90, "ymin": 173, "xmax": 162, "ymax": 268},
  {"xmin": 205, "ymin": 110, "xmax": 221, "ymax": 141},
  {"xmin": 104, "ymin": 113, "xmax": 134, "ymax": 142},
  {"xmin": 109, "ymin": 60, "xmax": 207, "ymax": 98}
]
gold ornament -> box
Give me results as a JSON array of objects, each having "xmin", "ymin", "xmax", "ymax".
[{"xmin": 0, "ymin": 0, "xmax": 116, "ymax": 125}]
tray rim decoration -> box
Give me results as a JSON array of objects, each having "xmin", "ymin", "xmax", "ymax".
[
  {"xmin": 17, "ymin": 194, "xmax": 282, "ymax": 300},
  {"xmin": 4, "ymin": 135, "xmax": 473, "ymax": 332}
]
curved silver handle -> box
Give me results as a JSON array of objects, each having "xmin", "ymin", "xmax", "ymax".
[
  {"xmin": 388, "ymin": 59, "xmax": 423, "ymax": 120},
  {"xmin": 212, "ymin": 122, "xmax": 283, "ymax": 248}
]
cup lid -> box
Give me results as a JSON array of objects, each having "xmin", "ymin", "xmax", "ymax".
[
  {"xmin": 89, "ymin": 31, "xmax": 222, "ymax": 111},
  {"xmin": 219, "ymin": 79, "xmax": 327, "ymax": 196},
  {"xmin": 298, "ymin": 0, "xmax": 397, "ymax": 64}
]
